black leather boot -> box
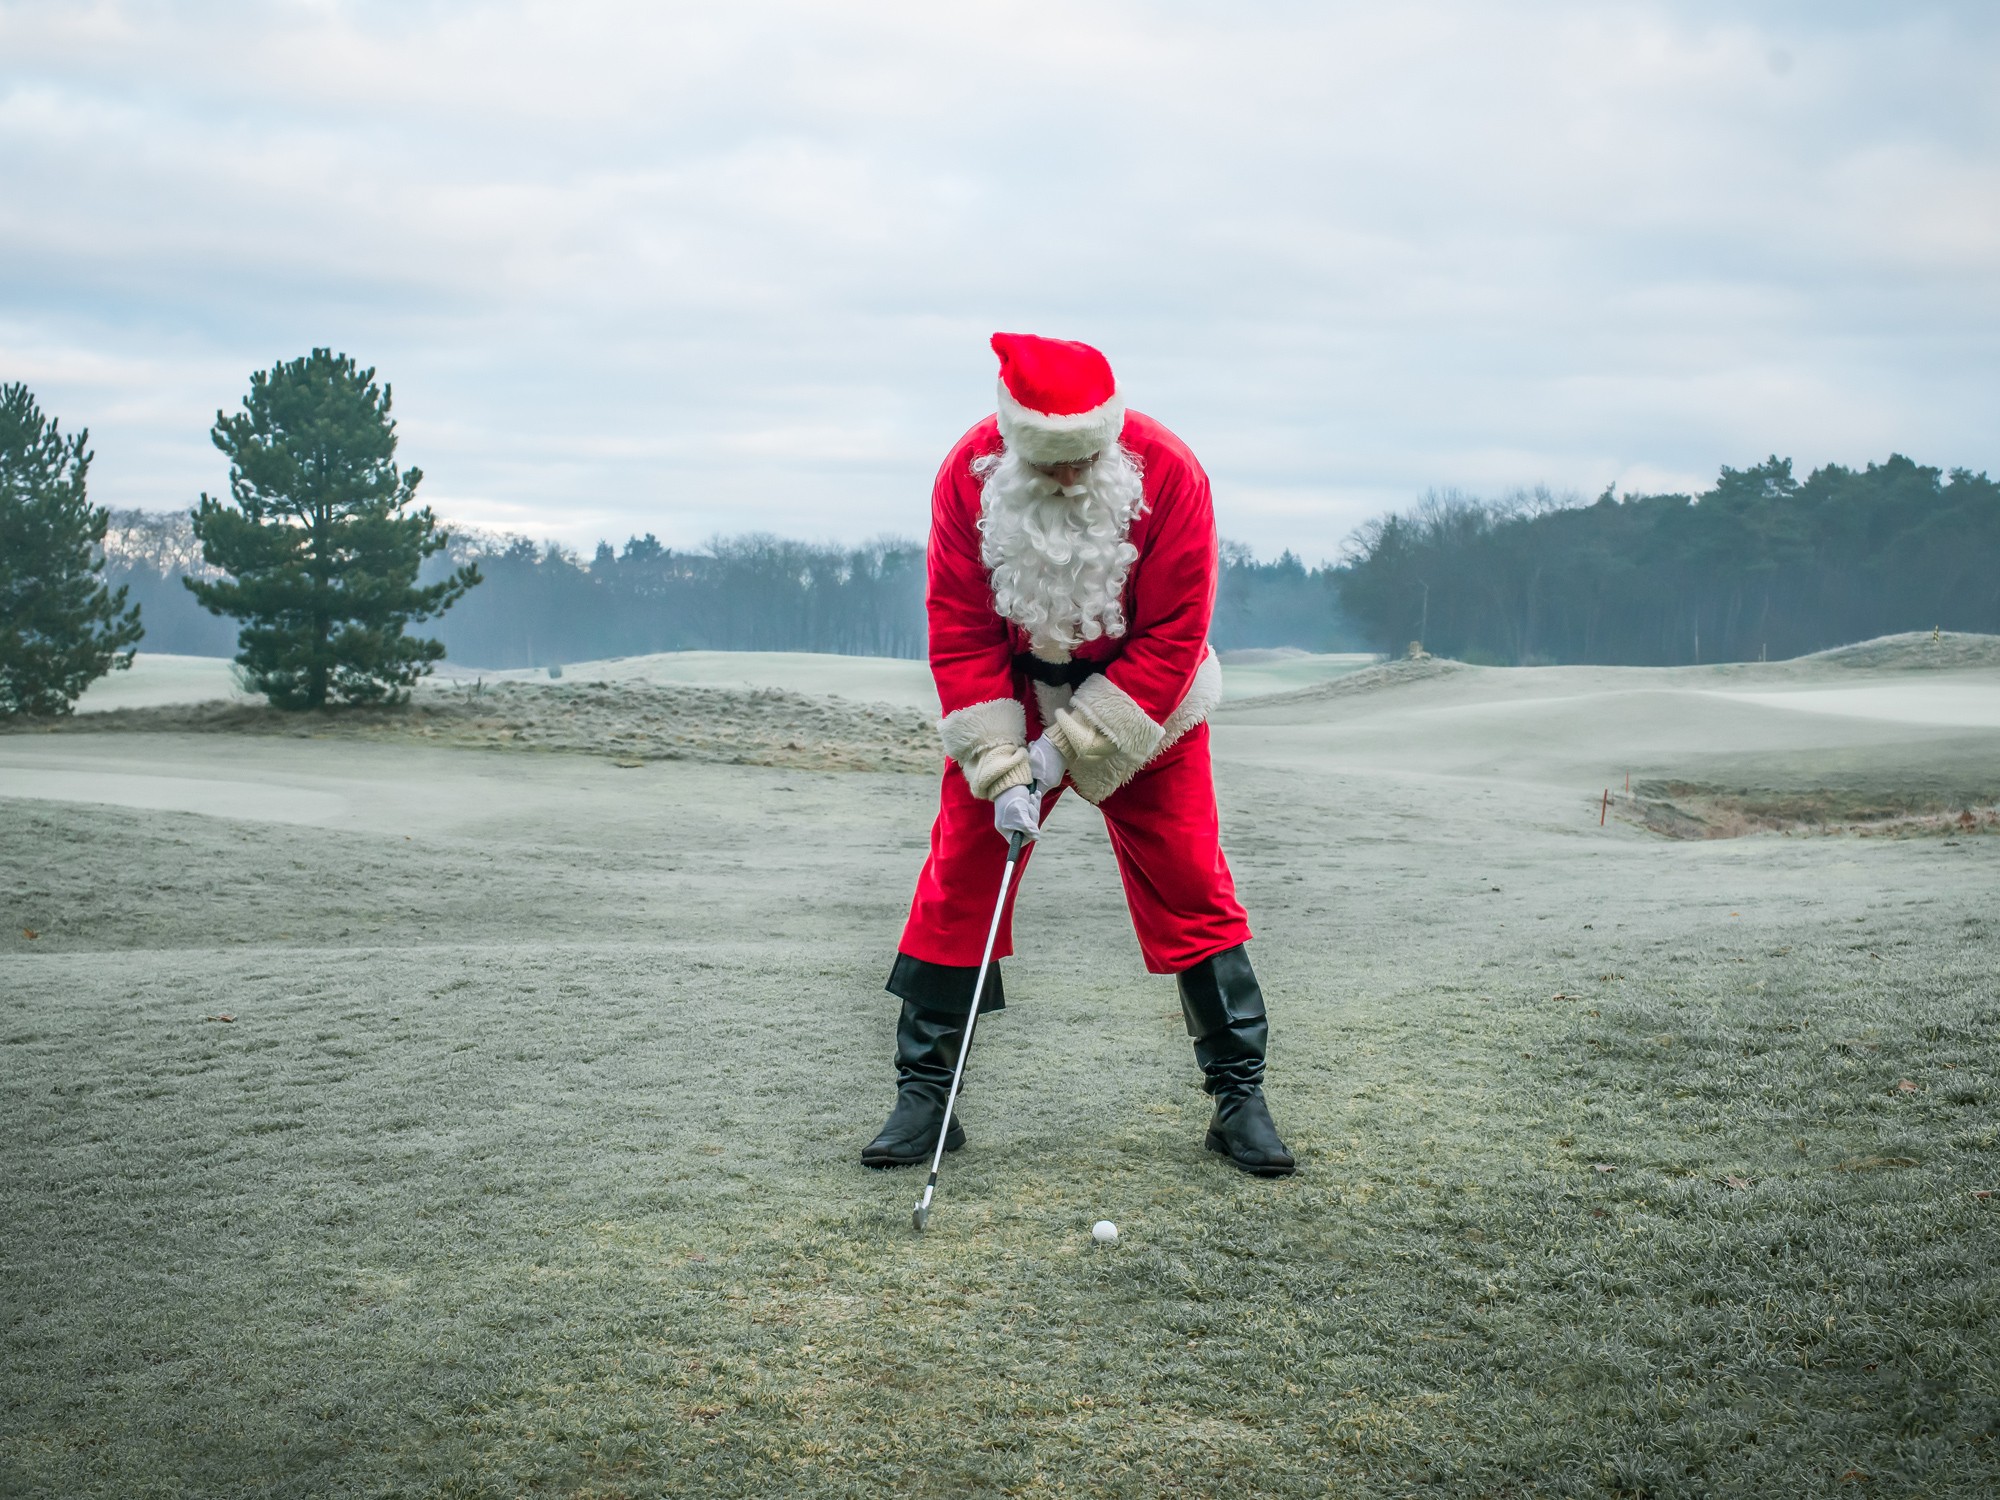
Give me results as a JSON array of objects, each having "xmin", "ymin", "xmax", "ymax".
[
  {"xmin": 1177, "ymin": 946, "xmax": 1296, "ymax": 1176},
  {"xmin": 861, "ymin": 999, "xmax": 971, "ymax": 1168}
]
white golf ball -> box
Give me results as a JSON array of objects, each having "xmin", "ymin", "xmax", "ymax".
[{"xmin": 1092, "ymin": 1220, "xmax": 1119, "ymax": 1244}]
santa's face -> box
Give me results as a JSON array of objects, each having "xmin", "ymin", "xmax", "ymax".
[
  {"xmin": 1025, "ymin": 452, "xmax": 1102, "ymax": 496},
  {"xmin": 973, "ymin": 442, "xmax": 1146, "ymax": 654}
]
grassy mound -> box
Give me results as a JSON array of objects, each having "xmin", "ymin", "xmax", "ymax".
[
  {"xmin": 1804, "ymin": 631, "xmax": 2000, "ymax": 672},
  {"xmin": 8, "ymin": 679, "xmax": 941, "ymax": 775}
]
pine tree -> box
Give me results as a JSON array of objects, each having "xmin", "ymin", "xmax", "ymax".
[
  {"xmin": 188, "ymin": 350, "xmax": 480, "ymax": 709},
  {"xmin": 0, "ymin": 383, "xmax": 144, "ymax": 716}
]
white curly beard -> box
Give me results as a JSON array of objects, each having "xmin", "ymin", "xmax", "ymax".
[{"xmin": 973, "ymin": 442, "xmax": 1146, "ymax": 654}]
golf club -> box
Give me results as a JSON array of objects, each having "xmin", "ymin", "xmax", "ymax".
[{"xmin": 911, "ymin": 828, "xmax": 1028, "ymax": 1232}]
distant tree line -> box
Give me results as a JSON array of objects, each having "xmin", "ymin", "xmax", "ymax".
[
  {"xmin": 105, "ymin": 451, "xmax": 2000, "ymax": 673},
  {"xmin": 100, "ymin": 508, "xmax": 235, "ymax": 655},
  {"xmin": 1213, "ymin": 542, "xmax": 1360, "ymax": 652},
  {"xmin": 105, "ymin": 520, "xmax": 1369, "ymax": 668},
  {"xmin": 102, "ymin": 520, "xmax": 939, "ymax": 666},
  {"xmin": 426, "ymin": 532, "xmax": 929, "ymax": 666},
  {"xmin": 1339, "ymin": 456, "xmax": 2000, "ymax": 665}
]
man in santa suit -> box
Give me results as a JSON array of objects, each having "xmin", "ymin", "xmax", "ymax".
[{"xmin": 862, "ymin": 332, "xmax": 1296, "ymax": 1177}]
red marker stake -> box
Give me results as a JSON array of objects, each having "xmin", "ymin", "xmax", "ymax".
[{"xmin": 1600, "ymin": 788, "xmax": 1610, "ymax": 826}]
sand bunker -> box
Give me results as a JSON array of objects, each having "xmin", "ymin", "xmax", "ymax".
[{"xmin": 1624, "ymin": 781, "xmax": 2000, "ymax": 840}]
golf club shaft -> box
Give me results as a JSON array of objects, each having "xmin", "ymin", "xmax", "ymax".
[{"xmin": 914, "ymin": 829, "xmax": 1027, "ymax": 1223}]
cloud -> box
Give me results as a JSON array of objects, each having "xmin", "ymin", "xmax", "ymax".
[{"xmin": 1, "ymin": 0, "xmax": 1996, "ymax": 562}]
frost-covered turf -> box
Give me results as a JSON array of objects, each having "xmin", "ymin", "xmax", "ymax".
[
  {"xmin": 1214, "ymin": 649, "xmax": 1380, "ymax": 701},
  {"xmin": 4, "ymin": 653, "xmax": 1998, "ymax": 1496}
]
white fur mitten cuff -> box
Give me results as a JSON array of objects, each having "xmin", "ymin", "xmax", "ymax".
[
  {"xmin": 961, "ymin": 743, "xmax": 1033, "ymax": 800},
  {"xmin": 1046, "ymin": 674, "xmax": 1166, "ymax": 767},
  {"xmin": 939, "ymin": 696, "xmax": 1033, "ymax": 801},
  {"xmin": 1046, "ymin": 706, "xmax": 1113, "ymax": 764}
]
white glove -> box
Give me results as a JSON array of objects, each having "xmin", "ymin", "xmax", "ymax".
[
  {"xmin": 1026, "ymin": 733, "xmax": 1067, "ymax": 795},
  {"xmin": 993, "ymin": 783, "xmax": 1041, "ymax": 842}
]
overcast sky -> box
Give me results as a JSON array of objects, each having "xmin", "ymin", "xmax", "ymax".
[{"xmin": 4, "ymin": 0, "xmax": 1996, "ymax": 560}]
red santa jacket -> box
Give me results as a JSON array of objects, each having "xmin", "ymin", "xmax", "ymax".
[{"xmin": 929, "ymin": 409, "xmax": 1225, "ymax": 804}]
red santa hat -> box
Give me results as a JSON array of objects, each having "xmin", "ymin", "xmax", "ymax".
[{"xmin": 990, "ymin": 332, "xmax": 1126, "ymax": 465}]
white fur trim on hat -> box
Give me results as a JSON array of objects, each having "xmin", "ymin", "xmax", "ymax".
[{"xmin": 996, "ymin": 382, "xmax": 1126, "ymax": 466}]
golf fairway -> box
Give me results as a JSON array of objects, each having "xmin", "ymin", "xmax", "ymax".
[{"xmin": 4, "ymin": 638, "xmax": 1997, "ymax": 1496}]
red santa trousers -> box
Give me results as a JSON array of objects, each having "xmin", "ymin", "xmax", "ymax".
[{"xmin": 898, "ymin": 721, "xmax": 1251, "ymax": 976}]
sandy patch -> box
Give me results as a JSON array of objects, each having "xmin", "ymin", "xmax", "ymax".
[{"xmin": 1623, "ymin": 781, "xmax": 2000, "ymax": 840}]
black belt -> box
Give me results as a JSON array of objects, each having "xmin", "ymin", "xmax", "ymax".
[{"xmin": 1013, "ymin": 653, "xmax": 1100, "ymax": 689}]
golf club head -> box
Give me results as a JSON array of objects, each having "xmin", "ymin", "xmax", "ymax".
[{"xmin": 911, "ymin": 1201, "xmax": 929, "ymax": 1232}]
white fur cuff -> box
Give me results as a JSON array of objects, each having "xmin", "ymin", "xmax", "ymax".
[
  {"xmin": 963, "ymin": 744, "xmax": 1033, "ymax": 800},
  {"xmin": 939, "ymin": 696, "xmax": 1032, "ymax": 801},
  {"xmin": 1159, "ymin": 644, "xmax": 1225, "ymax": 746},
  {"xmin": 1066, "ymin": 673, "xmax": 1166, "ymax": 764},
  {"xmin": 1062, "ymin": 646, "xmax": 1225, "ymax": 804}
]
